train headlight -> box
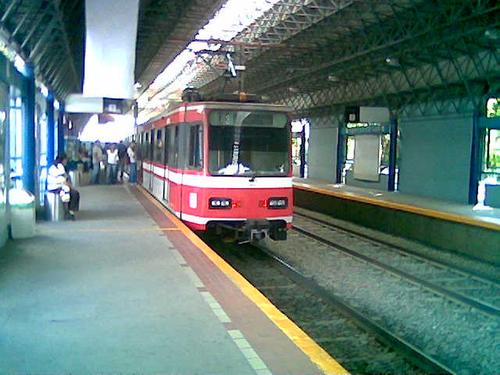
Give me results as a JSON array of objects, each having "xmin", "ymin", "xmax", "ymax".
[
  {"xmin": 209, "ymin": 198, "xmax": 232, "ymax": 209},
  {"xmin": 267, "ymin": 197, "xmax": 288, "ymax": 209}
]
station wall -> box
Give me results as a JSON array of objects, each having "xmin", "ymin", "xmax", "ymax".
[
  {"xmin": 0, "ymin": 55, "xmax": 14, "ymax": 248},
  {"xmin": 345, "ymin": 170, "xmax": 389, "ymax": 190},
  {"xmin": 0, "ymin": 80, "xmax": 8, "ymax": 247},
  {"xmin": 398, "ymin": 113, "xmax": 473, "ymax": 203},
  {"xmin": 307, "ymin": 116, "xmax": 338, "ymax": 182}
]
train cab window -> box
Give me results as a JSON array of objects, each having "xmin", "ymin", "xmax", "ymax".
[
  {"xmin": 208, "ymin": 110, "xmax": 290, "ymax": 176},
  {"xmin": 188, "ymin": 124, "xmax": 203, "ymax": 170},
  {"xmin": 154, "ymin": 129, "xmax": 164, "ymax": 163}
]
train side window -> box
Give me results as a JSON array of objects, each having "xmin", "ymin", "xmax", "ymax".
[
  {"xmin": 144, "ymin": 132, "xmax": 150, "ymax": 160},
  {"xmin": 154, "ymin": 129, "xmax": 164, "ymax": 163},
  {"xmin": 149, "ymin": 130, "xmax": 154, "ymax": 160},
  {"xmin": 167, "ymin": 126, "xmax": 175, "ymax": 167},
  {"xmin": 167, "ymin": 126, "xmax": 179, "ymax": 168},
  {"xmin": 164, "ymin": 126, "xmax": 170, "ymax": 165},
  {"xmin": 188, "ymin": 124, "xmax": 203, "ymax": 170}
]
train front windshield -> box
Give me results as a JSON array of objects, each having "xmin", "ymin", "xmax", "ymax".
[{"xmin": 208, "ymin": 110, "xmax": 290, "ymax": 176}]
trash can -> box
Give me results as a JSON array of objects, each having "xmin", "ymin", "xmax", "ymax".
[
  {"xmin": 69, "ymin": 170, "xmax": 80, "ymax": 187},
  {"xmin": 9, "ymin": 188, "xmax": 35, "ymax": 239},
  {"xmin": 44, "ymin": 191, "xmax": 65, "ymax": 221}
]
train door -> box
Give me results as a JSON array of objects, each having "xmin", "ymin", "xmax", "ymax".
[
  {"xmin": 152, "ymin": 128, "xmax": 165, "ymax": 200},
  {"xmin": 178, "ymin": 125, "xmax": 189, "ymax": 219},
  {"xmin": 137, "ymin": 132, "xmax": 143, "ymax": 183},
  {"xmin": 141, "ymin": 131, "xmax": 150, "ymax": 189},
  {"xmin": 183, "ymin": 123, "xmax": 203, "ymax": 218},
  {"xmin": 168, "ymin": 125, "xmax": 183, "ymax": 216},
  {"xmin": 148, "ymin": 129, "xmax": 154, "ymax": 191},
  {"xmin": 162, "ymin": 126, "xmax": 171, "ymax": 203}
]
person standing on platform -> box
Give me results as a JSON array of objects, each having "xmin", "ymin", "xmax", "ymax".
[
  {"xmin": 117, "ymin": 140, "xmax": 128, "ymax": 182},
  {"xmin": 127, "ymin": 141, "xmax": 137, "ymax": 183},
  {"xmin": 91, "ymin": 141, "xmax": 103, "ymax": 184},
  {"xmin": 106, "ymin": 143, "xmax": 119, "ymax": 184}
]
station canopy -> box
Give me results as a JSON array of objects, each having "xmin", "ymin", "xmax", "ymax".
[{"xmin": 0, "ymin": 0, "xmax": 498, "ymax": 118}]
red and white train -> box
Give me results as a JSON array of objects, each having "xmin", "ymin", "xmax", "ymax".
[{"xmin": 136, "ymin": 94, "xmax": 293, "ymax": 242}]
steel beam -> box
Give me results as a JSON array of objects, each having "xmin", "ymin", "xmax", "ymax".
[
  {"xmin": 50, "ymin": 0, "xmax": 81, "ymax": 92},
  {"xmin": 0, "ymin": 0, "xmax": 21, "ymax": 23},
  {"xmin": 20, "ymin": 11, "xmax": 46, "ymax": 50},
  {"xmin": 11, "ymin": 9, "xmax": 31, "ymax": 37},
  {"xmin": 28, "ymin": 17, "xmax": 57, "ymax": 60}
]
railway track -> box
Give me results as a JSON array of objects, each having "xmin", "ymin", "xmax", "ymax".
[
  {"xmin": 256, "ymin": 210, "xmax": 499, "ymax": 373},
  {"xmin": 293, "ymin": 212, "xmax": 500, "ymax": 318},
  {"xmin": 208, "ymin": 238, "xmax": 450, "ymax": 374}
]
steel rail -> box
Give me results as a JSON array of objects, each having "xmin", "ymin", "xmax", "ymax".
[
  {"xmin": 255, "ymin": 244, "xmax": 454, "ymax": 375},
  {"xmin": 294, "ymin": 211, "xmax": 500, "ymax": 285},
  {"xmin": 292, "ymin": 224, "xmax": 500, "ymax": 318}
]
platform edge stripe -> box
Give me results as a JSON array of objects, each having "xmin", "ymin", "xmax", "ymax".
[
  {"xmin": 293, "ymin": 183, "xmax": 500, "ymax": 232},
  {"xmin": 136, "ymin": 185, "xmax": 349, "ymax": 375}
]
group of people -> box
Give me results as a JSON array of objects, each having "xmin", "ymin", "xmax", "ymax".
[
  {"xmin": 91, "ymin": 140, "xmax": 137, "ymax": 185},
  {"xmin": 47, "ymin": 139, "xmax": 137, "ymax": 221}
]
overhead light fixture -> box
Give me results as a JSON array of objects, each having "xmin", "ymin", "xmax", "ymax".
[
  {"xmin": 288, "ymin": 87, "xmax": 299, "ymax": 93},
  {"xmin": 385, "ymin": 57, "xmax": 400, "ymax": 67},
  {"xmin": 484, "ymin": 29, "xmax": 499, "ymax": 40},
  {"xmin": 14, "ymin": 54, "xmax": 26, "ymax": 73},
  {"xmin": 328, "ymin": 75, "xmax": 339, "ymax": 82}
]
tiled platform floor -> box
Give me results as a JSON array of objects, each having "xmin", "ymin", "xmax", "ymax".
[{"xmin": 0, "ymin": 185, "xmax": 332, "ymax": 375}]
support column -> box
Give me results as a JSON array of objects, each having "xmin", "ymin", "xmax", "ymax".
[
  {"xmin": 388, "ymin": 116, "xmax": 398, "ymax": 191},
  {"xmin": 57, "ymin": 102, "xmax": 65, "ymax": 155},
  {"xmin": 299, "ymin": 124, "xmax": 306, "ymax": 178},
  {"xmin": 468, "ymin": 111, "xmax": 481, "ymax": 204},
  {"xmin": 47, "ymin": 92, "xmax": 55, "ymax": 164},
  {"xmin": 21, "ymin": 64, "xmax": 35, "ymax": 194},
  {"xmin": 335, "ymin": 122, "xmax": 345, "ymax": 184}
]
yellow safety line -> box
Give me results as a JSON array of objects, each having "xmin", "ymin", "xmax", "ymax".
[
  {"xmin": 294, "ymin": 183, "xmax": 500, "ymax": 232},
  {"xmin": 43, "ymin": 227, "xmax": 180, "ymax": 233},
  {"xmin": 136, "ymin": 185, "xmax": 348, "ymax": 375}
]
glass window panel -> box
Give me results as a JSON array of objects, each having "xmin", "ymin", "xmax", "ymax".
[{"xmin": 208, "ymin": 111, "xmax": 290, "ymax": 176}]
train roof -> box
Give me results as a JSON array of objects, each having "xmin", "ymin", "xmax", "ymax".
[
  {"xmin": 177, "ymin": 101, "xmax": 292, "ymax": 112},
  {"xmin": 143, "ymin": 101, "xmax": 293, "ymax": 126}
]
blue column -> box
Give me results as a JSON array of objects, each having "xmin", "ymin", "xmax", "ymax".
[
  {"xmin": 21, "ymin": 64, "xmax": 35, "ymax": 194},
  {"xmin": 57, "ymin": 102, "xmax": 65, "ymax": 155},
  {"xmin": 336, "ymin": 122, "xmax": 346, "ymax": 183},
  {"xmin": 47, "ymin": 92, "xmax": 55, "ymax": 165},
  {"xmin": 299, "ymin": 123, "xmax": 306, "ymax": 178},
  {"xmin": 468, "ymin": 111, "xmax": 481, "ymax": 204},
  {"xmin": 388, "ymin": 116, "xmax": 398, "ymax": 191}
]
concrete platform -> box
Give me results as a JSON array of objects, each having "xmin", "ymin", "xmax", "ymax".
[
  {"xmin": 293, "ymin": 179, "xmax": 500, "ymax": 264},
  {"xmin": 0, "ymin": 185, "xmax": 343, "ymax": 375}
]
